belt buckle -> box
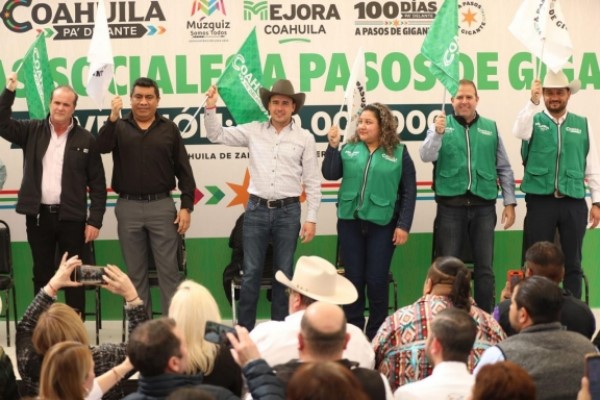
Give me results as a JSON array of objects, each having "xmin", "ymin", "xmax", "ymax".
[
  {"xmin": 266, "ymin": 199, "xmax": 279, "ymax": 209},
  {"xmin": 554, "ymin": 190, "xmax": 565, "ymax": 199},
  {"xmin": 49, "ymin": 205, "xmax": 59, "ymax": 213}
]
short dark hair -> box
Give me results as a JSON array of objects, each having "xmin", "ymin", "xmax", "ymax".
[
  {"xmin": 525, "ymin": 241, "xmax": 565, "ymax": 283},
  {"xmin": 300, "ymin": 311, "xmax": 346, "ymax": 358},
  {"xmin": 50, "ymin": 85, "xmax": 78, "ymax": 107},
  {"xmin": 127, "ymin": 318, "xmax": 181, "ymax": 377},
  {"xmin": 131, "ymin": 77, "xmax": 160, "ymax": 98},
  {"xmin": 431, "ymin": 308, "xmax": 477, "ymax": 363},
  {"xmin": 514, "ymin": 276, "xmax": 564, "ymax": 324}
]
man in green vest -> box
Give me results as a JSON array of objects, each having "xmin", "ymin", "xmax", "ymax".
[
  {"xmin": 513, "ymin": 69, "xmax": 600, "ymax": 299},
  {"xmin": 420, "ymin": 79, "xmax": 517, "ymax": 313}
]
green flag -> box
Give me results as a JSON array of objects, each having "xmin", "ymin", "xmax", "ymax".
[
  {"xmin": 18, "ymin": 34, "xmax": 55, "ymax": 119},
  {"xmin": 217, "ymin": 28, "xmax": 269, "ymax": 124},
  {"xmin": 421, "ymin": 0, "xmax": 459, "ymax": 96}
]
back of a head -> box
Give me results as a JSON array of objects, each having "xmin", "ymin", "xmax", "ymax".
[
  {"xmin": 431, "ymin": 308, "xmax": 477, "ymax": 363},
  {"xmin": 428, "ymin": 256, "xmax": 472, "ymax": 312},
  {"xmin": 286, "ymin": 361, "xmax": 369, "ymax": 400},
  {"xmin": 128, "ymin": 318, "xmax": 181, "ymax": 377},
  {"xmin": 39, "ymin": 341, "xmax": 93, "ymax": 400},
  {"xmin": 300, "ymin": 302, "xmax": 347, "ymax": 360},
  {"xmin": 33, "ymin": 303, "xmax": 89, "ymax": 355},
  {"xmin": 471, "ymin": 361, "xmax": 535, "ymax": 400},
  {"xmin": 169, "ymin": 280, "xmax": 221, "ymax": 374},
  {"xmin": 525, "ymin": 241, "xmax": 565, "ymax": 283},
  {"xmin": 515, "ymin": 276, "xmax": 564, "ymax": 325}
]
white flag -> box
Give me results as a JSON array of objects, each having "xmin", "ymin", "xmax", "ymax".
[
  {"xmin": 509, "ymin": 0, "xmax": 573, "ymax": 73},
  {"xmin": 342, "ymin": 47, "xmax": 366, "ymax": 146},
  {"xmin": 87, "ymin": 0, "xmax": 114, "ymax": 110}
]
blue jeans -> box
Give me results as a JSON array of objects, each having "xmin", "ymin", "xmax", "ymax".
[
  {"xmin": 338, "ymin": 218, "xmax": 397, "ymax": 340},
  {"xmin": 238, "ymin": 199, "xmax": 301, "ymax": 330},
  {"xmin": 435, "ymin": 203, "xmax": 497, "ymax": 312}
]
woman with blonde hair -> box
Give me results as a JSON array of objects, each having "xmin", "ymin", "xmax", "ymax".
[{"xmin": 169, "ymin": 280, "xmax": 242, "ymax": 395}]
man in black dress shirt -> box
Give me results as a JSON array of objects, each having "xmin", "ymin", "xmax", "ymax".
[{"xmin": 97, "ymin": 77, "xmax": 196, "ymax": 316}]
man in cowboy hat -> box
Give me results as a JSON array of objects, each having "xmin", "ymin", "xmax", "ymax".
[
  {"xmin": 513, "ymin": 69, "xmax": 600, "ymax": 299},
  {"xmin": 204, "ymin": 80, "xmax": 322, "ymax": 330},
  {"xmin": 250, "ymin": 255, "xmax": 375, "ymax": 368}
]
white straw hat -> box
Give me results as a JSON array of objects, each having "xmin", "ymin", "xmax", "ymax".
[
  {"xmin": 275, "ymin": 256, "xmax": 358, "ymax": 305},
  {"xmin": 543, "ymin": 70, "xmax": 580, "ymax": 94}
]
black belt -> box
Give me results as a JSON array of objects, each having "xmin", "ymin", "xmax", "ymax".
[
  {"xmin": 119, "ymin": 192, "xmax": 170, "ymax": 201},
  {"xmin": 40, "ymin": 204, "xmax": 60, "ymax": 213},
  {"xmin": 250, "ymin": 194, "xmax": 299, "ymax": 209}
]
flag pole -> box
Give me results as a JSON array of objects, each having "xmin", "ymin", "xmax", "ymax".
[
  {"xmin": 111, "ymin": 76, "xmax": 122, "ymax": 118},
  {"xmin": 441, "ymin": 88, "xmax": 447, "ymax": 112},
  {"xmin": 181, "ymin": 97, "xmax": 208, "ymax": 134}
]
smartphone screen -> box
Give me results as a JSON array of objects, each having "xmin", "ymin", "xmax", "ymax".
[
  {"xmin": 587, "ymin": 354, "xmax": 600, "ymax": 400},
  {"xmin": 204, "ymin": 321, "xmax": 237, "ymax": 347},
  {"xmin": 76, "ymin": 265, "xmax": 106, "ymax": 285}
]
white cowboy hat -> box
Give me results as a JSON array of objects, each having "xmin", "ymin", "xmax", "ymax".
[
  {"xmin": 543, "ymin": 70, "xmax": 580, "ymax": 94},
  {"xmin": 275, "ymin": 256, "xmax": 358, "ymax": 305},
  {"xmin": 259, "ymin": 79, "xmax": 306, "ymax": 115}
]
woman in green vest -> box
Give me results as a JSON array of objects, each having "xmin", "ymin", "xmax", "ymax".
[{"xmin": 322, "ymin": 103, "xmax": 417, "ymax": 339}]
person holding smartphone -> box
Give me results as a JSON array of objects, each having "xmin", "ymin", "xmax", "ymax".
[
  {"xmin": 493, "ymin": 241, "xmax": 595, "ymax": 338},
  {"xmin": 16, "ymin": 254, "xmax": 148, "ymax": 400}
]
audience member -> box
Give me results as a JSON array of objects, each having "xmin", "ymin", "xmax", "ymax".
[
  {"xmin": 475, "ymin": 276, "xmax": 597, "ymax": 400},
  {"xmin": 420, "ymin": 79, "xmax": 516, "ymax": 313},
  {"xmin": 251, "ymin": 255, "xmax": 374, "ymax": 368},
  {"xmin": 39, "ymin": 341, "xmax": 95, "ymax": 400},
  {"xmin": 322, "ymin": 102, "xmax": 417, "ymax": 340},
  {"xmin": 169, "ymin": 280, "xmax": 242, "ymax": 395},
  {"xmin": 125, "ymin": 318, "xmax": 283, "ymax": 400},
  {"xmin": 287, "ymin": 362, "xmax": 370, "ymax": 400},
  {"xmin": 471, "ymin": 361, "xmax": 535, "ymax": 400},
  {"xmin": 495, "ymin": 241, "xmax": 595, "ymax": 337},
  {"xmin": 393, "ymin": 308, "xmax": 477, "ymax": 400},
  {"xmin": 270, "ymin": 301, "xmax": 394, "ymax": 400},
  {"xmin": 98, "ymin": 77, "xmax": 196, "ymax": 317},
  {"xmin": 1, "ymin": 72, "xmax": 106, "ymax": 314},
  {"xmin": 16, "ymin": 254, "xmax": 148, "ymax": 399},
  {"xmin": 204, "ymin": 80, "xmax": 322, "ymax": 330},
  {"xmin": 373, "ymin": 256, "xmax": 506, "ymax": 390},
  {"xmin": 0, "ymin": 297, "xmax": 19, "ymax": 400}
]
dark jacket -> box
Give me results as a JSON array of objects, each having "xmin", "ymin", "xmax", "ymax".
[
  {"xmin": 495, "ymin": 288, "xmax": 596, "ymax": 338},
  {"xmin": 123, "ymin": 359, "xmax": 284, "ymax": 400},
  {"xmin": 0, "ymin": 89, "xmax": 106, "ymax": 227}
]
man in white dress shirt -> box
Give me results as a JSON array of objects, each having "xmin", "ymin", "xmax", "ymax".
[
  {"xmin": 204, "ymin": 80, "xmax": 322, "ymax": 330},
  {"xmin": 394, "ymin": 308, "xmax": 476, "ymax": 400},
  {"xmin": 250, "ymin": 255, "xmax": 375, "ymax": 368}
]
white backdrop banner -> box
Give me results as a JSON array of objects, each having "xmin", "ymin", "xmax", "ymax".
[{"xmin": 1, "ymin": 0, "xmax": 599, "ymax": 240}]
